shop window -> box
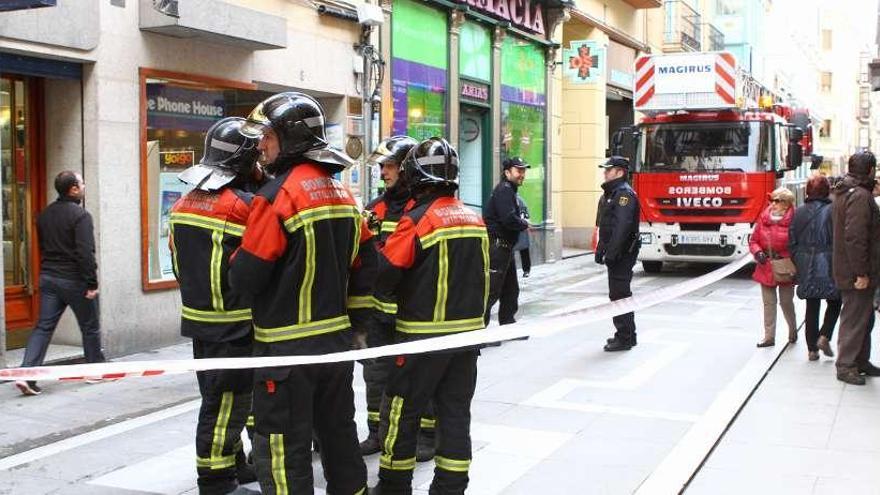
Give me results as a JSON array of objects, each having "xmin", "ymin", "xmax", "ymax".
[
  {"xmin": 501, "ymin": 36, "xmax": 546, "ymax": 225},
  {"xmin": 139, "ymin": 69, "xmax": 271, "ymax": 290},
  {"xmin": 460, "ymin": 21, "xmax": 492, "ymax": 82},
  {"xmin": 391, "ymin": 0, "xmax": 448, "ymax": 140}
]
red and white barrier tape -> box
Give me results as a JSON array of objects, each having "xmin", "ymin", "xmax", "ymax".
[{"xmin": 0, "ymin": 256, "xmax": 752, "ymax": 382}]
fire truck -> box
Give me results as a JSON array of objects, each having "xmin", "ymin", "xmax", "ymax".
[{"xmin": 611, "ymin": 51, "xmax": 811, "ymax": 272}]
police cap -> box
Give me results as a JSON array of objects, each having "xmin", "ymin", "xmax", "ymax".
[{"xmin": 599, "ymin": 156, "xmax": 630, "ymax": 172}]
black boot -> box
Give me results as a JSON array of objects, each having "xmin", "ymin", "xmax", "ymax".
[
  {"xmin": 360, "ymin": 431, "xmax": 381, "ymax": 455},
  {"xmin": 606, "ymin": 334, "xmax": 637, "ymax": 347},
  {"xmin": 415, "ymin": 430, "xmax": 436, "ymax": 462},
  {"xmin": 235, "ymin": 449, "xmax": 257, "ymax": 485},
  {"xmin": 604, "ymin": 338, "xmax": 633, "ymax": 352},
  {"xmin": 859, "ymin": 362, "xmax": 880, "ymax": 377}
]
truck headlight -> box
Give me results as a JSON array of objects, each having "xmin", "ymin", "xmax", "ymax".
[{"xmin": 640, "ymin": 233, "xmax": 652, "ymax": 244}]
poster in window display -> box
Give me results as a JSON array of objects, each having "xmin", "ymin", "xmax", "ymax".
[{"xmin": 157, "ymin": 171, "xmax": 194, "ymax": 279}]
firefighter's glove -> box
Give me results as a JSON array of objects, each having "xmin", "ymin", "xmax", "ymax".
[{"xmin": 754, "ymin": 251, "xmax": 769, "ymax": 265}]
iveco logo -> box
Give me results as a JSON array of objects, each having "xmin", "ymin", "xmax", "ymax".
[{"xmin": 676, "ymin": 197, "xmax": 723, "ymax": 207}]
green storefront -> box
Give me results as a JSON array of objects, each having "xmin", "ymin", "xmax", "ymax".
[{"xmin": 387, "ymin": 0, "xmax": 565, "ymax": 262}]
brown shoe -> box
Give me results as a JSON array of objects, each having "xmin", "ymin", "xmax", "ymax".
[
  {"xmin": 837, "ymin": 369, "xmax": 866, "ymax": 386},
  {"xmin": 817, "ymin": 336, "xmax": 834, "ymax": 357},
  {"xmin": 788, "ymin": 329, "xmax": 798, "ymax": 344},
  {"xmin": 808, "ymin": 351, "xmax": 819, "ymax": 361},
  {"xmin": 756, "ymin": 340, "xmax": 775, "ymax": 348}
]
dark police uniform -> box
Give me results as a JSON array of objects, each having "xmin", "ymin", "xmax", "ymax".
[
  {"xmin": 595, "ymin": 157, "xmax": 641, "ymax": 351},
  {"xmin": 482, "ymin": 158, "xmax": 530, "ymax": 326}
]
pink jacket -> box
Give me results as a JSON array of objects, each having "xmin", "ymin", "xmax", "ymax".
[{"xmin": 749, "ymin": 206, "xmax": 794, "ymax": 287}]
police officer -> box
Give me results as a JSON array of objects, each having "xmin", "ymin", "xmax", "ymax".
[
  {"xmin": 230, "ymin": 92, "xmax": 371, "ymax": 494},
  {"xmin": 595, "ymin": 156, "xmax": 641, "ymax": 352},
  {"xmin": 170, "ymin": 117, "xmax": 263, "ymax": 495},
  {"xmin": 352, "ymin": 136, "xmax": 437, "ymax": 462},
  {"xmin": 483, "ymin": 157, "xmax": 530, "ymax": 327},
  {"xmin": 371, "ymin": 137, "xmax": 489, "ymax": 495}
]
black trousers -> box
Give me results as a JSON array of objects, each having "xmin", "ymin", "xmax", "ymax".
[
  {"xmin": 21, "ymin": 274, "xmax": 104, "ymax": 367},
  {"xmin": 804, "ymin": 298, "xmax": 842, "ymax": 352},
  {"xmin": 607, "ymin": 251, "xmax": 638, "ymax": 343},
  {"xmin": 484, "ymin": 243, "xmax": 519, "ymax": 326},
  {"xmin": 518, "ymin": 248, "xmax": 531, "ymax": 274},
  {"xmin": 252, "ymin": 361, "xmax": 366, "ymax": 495},
  {"xmin": 193, "ymin": 336, "xmax": 254, "ymax": 495},
  {"xmin": 378, "ymin": 350, "xmax": 479, "ymax": 495}
]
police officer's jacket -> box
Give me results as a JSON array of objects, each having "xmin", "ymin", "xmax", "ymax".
[
  {"xmin": 483, "ymin": 179, "xmax": 529, "ymax": 246},
  {"xmin": 170, "ymin": 187, "xmax": 253, "ymax": 342},
  {"xmin": 230, "ymin": 162, "xmax": 374, "ymax": 356},
  {"xmin": 596, "ymin": 177, "xmax": 640, "ymax": 262},
  {"xmin": 375, "ymin": 194, "xmax": 489, "ymax": 340},
  {"xmin": 348, "ymin": 187, "xmax": 414, "ymax": 316}
]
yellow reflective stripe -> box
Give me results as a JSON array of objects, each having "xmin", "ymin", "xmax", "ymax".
[
  {"xmin": 433, "ymin": 240, "xmax": 449, "ymax": 322},
  {"xmin": 351, "ymin": 212, "xmax": 362, "ymax": 265},
  {"xmin": 481, "ymin": 234, "xmax": 490, "ymax": 315},
  {"xmin": 283, "ymin": 204, "xmax": 360, "ymax": 234},
  {"xmin": 254, "ymin": 315, "xmax": 351, "ymax": 343},
  {"xmin": 419, "ymin": 226, "xmax": 487, "ymax": 249},
  {"xmin": 246, "ymin": 415, "xmax": 255, "ymax": 428},
  {"xmin": 170, "ymin": 232, "xmax": 181, "ymax": 278},
  {"xmin": 383, "ymin": 396, "xmax": 404, "ymax": 463},
  {"xmin": 270, "ymin": 433, "xmax": 288, "ymax": 495},
  {"xmin": 420, "ymin": 417, "xmax": 436, "ymax": 429},
  {"xmin": 196, "ymin": 453, "xmax": 236, "ymax": 469},
  {"xmin": 298, "ymin": 223, "xmax": 316, "ymax": 324},
  {"xmin": 354, "ymin": 488, "xmax": 367, "ymax": 495},
  {"xmin": 367, "ymin": 410, "xmax": 381, "ymax": 423},
  {"xmin": 379, "ymin": 455, "xmax": 416, "ymax": 471},
  {"xmin": 170, "ymin": 212, "xmax": 245, "ymax": 237},
  {"xmin": 434, "ymin": 455, "xmax": 471, "ymax": 473},
  {"xmin": 211, "ymin": 392, "xmax": 233, "ymax": 462},
  {"xmin": 380, "ymin": 221, "xmax": 398, "ymax": 233},
  {"xmin": 210, "ymin": 230, "xmax": 225, "ymax": 312},
  {"xmin": 182, "ymin": 306, "xmax": 252, "ymax": 323},
  {"xmin": 396, "ymin": 317, "xmax": 485, "ymax": 334},
  {"xmin": 346, "ymin": 296, "xmax": 398, "ymax": 314}
]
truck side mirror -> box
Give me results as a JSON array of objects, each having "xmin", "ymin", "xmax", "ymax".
[{"xmin": 787, "ymin": 142, "xmax": 804, "ymax": 170}]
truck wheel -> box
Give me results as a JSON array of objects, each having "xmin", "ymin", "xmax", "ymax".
[{"xmin": 642, "ymin": 261, "xmax": 663, "ymax": 273}]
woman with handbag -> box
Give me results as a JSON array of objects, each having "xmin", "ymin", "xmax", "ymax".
[
  {"xmin": 789, "ymin": 175, "xmax": 840, "ymax": 361},
  {"xmin": 749, "ymin": 187, "xmax": 798, "ymax": 347}
]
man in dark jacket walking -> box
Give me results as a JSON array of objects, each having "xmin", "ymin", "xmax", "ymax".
[
  {"xmin": 832, "ymin": 151, "xmax": 880, "ymax": 385},
  {"xmin": 14, "ymin": 171, "xmax": 103, "ymax": 396},
  {"xmin": 483, "ymin": 157, "xmax": 530, "ymax": 327}
]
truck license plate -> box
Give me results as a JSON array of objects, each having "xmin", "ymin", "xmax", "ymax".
[{"xmin": 679, "ymin": 233, "xmax": 719, "ymax": 245}]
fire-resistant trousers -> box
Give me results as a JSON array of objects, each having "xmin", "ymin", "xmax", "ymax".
[
  {"xmin": 362, "ymin": 317, "xmax": 437, "ymax": 438},
  {"xmin": 377, "ymin": 349, "xmax": 479, "ymax": 495},
  {"xmin": 252, "ymin": 361, "xmax": 367, "ymax": 495},
  {"xmin": 193, "ymin": 336, "xmax": 254, "ymax": 495}
]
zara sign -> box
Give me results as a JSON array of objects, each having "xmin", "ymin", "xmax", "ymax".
[{"xmin": 457, "ymin": 0, "xmax": 546, "ymax": 35}]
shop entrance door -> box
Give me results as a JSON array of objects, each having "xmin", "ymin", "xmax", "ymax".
[
  {"xmin": 458, "ymin": 105, "xmax": 490, "ymax": 211},
  {"xmin": 1, "ymin": 76, "xmax": 43, "ymax": 348}
]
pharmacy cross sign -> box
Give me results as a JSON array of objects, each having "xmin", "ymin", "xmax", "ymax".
[{"xmin": 569, "ymin": 43, "xmax": 599, "ymax": 80}]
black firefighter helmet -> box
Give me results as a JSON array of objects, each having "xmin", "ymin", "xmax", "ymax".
[
  {"xmin": 368, "ymin": 135, "xmax": 419, "ymax": 168},
  {"xmin": 240, "ymin": 91, "xmax": 354, "ymax": 174},
  {"xmin": 401, "ymin": 137, "xmax": 459, "ymax": 191},
  {"xmin": 178, "ymin": 117, "xmax": 259, "ymax": 191}
]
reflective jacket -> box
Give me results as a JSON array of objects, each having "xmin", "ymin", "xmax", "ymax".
[
  {"xmin": 376, "ymin": 194, "xmax": 489, "ymax": 341},
  {"xmin": 170, "ymin": 187, "xmax": 253, "ymax": 342},
  {"xmin": 230, "ymin": 162, "xmax": 373, "ymax": 356},
  {"xmin": 348, "ymin": 188, "xmax": 414, "ymax": 316}
]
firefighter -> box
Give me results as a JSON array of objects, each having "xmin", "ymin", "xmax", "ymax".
[
  {"xmin": 229, "ymin": 92, "xmax": 370, "ymax": 494},
  {"xmin": 594, "ymin": 156, "xmax": 641, "ymax": 352},
  {"xmin": 169, "ymin": 117, "xmax": 263, "ymax": 495},
  {"xmin": 371, "ymin": 137, "xmax": 489, "ymax": 495},
  {"xmin": 483, "ymin": 157, "xmax": 531, "ymax": 327},
  {"xmin": 352, "ymin": 136, "xmax": 437, "ymax": 462}
]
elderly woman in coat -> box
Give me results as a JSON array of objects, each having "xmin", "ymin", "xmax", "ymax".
[
  {"xmin": 789, "ymin": 175, "xmax": 840, "ymax": 360},
  {"xmin": 750, "ymin": 187, "xmax": 798, "ymax": 347}
]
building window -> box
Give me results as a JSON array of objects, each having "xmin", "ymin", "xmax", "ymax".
[
  {"xmin": 501, "ymin": 36, "xmax": 546, "ymax": 224},
  {"xmin": 820, "ymin": 119, "xmax": 832, "ymax": 138},
  {"xmin": 460, "ymin": 21, "xmax": 491, "ymax": 82},
  {"xmin": 822, "ymin": 29, "xmax": 832, "ymax": 51},
  {"xmin": 821, "ymin": 72, "xmax": 832, "ymax": 92},
  {"xmin": 391, "ymin": 0, "xmax": 448, "ymax": 140},
  {"xmin": 716, "ymin": 0, "xmax": 743, "ymax": 15},
  {"xmin": 139, "ymin": 69, "xmax": 271, "ymax": 290}
]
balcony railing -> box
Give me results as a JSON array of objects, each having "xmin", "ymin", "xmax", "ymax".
[
  {"xmin": 704, "ymin": 23, "xmax": 725, "ymax": 52},
  {"xmin": 664, "ymin": 0, "xmax": 702, "ymax": 52}
]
